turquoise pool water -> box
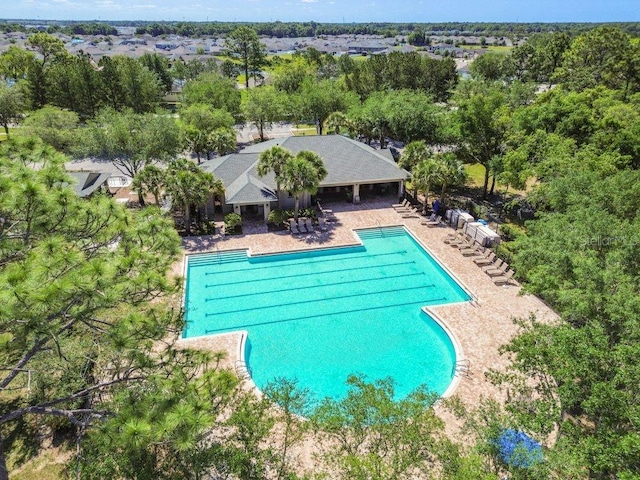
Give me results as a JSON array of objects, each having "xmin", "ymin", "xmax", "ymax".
[{"xmin": 184, "ymin": 226, "xmax": 470, "ymax": 400}]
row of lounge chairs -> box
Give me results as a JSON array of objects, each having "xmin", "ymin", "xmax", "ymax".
[
  {"xmin": 289, "ymin": 217, "xmax": 328, "ymax": 235},
  {"xmin": 392, "ymin": 199, "xmax": 420, "ymax": 218},
  {"xmin": 444, "ymin": 232, "xmax": 515, "ymax": 286},
  {"xmin": 393, "ymin": 199, "xmax": 442, "ymax": 222}
]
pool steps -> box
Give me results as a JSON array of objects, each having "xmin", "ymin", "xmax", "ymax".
[
  {"xmin": 188, "ymin": 249, "xmax": 248, "ymax": 266},
  {"xmin": 356, "ymin": 225, "xmax": 406, "ymax": 239},
  {"xmin": 454, "ymin": 359, "xmax": 471, "ymax": 378}
]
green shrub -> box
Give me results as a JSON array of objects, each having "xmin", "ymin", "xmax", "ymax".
[
  {"xmin": 224, "ymin": 212, "xmax": 242, "ymax": 230},
  {"xmin": 267, "ymin": 208, "xmax": 317, "ymax": 225},
  {"xmin": 499, "ymin": 223, "xmax": 526, "ymax": 242},
  {"xmin": 268, "ymin": 209, "xmax": 291, "ymax": 226}
]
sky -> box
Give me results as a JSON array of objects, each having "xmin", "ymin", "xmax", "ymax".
[{"xmin": 2, "ymin": 0, "xmax": 640, "ymax": 23}]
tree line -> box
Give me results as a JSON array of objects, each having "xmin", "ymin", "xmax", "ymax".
[{"xmin": 4, "ymin": 20, "xmax": 640, "ymax": 38}]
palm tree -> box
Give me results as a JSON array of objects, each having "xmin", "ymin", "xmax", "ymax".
[
  {"xmin": 257, "ymin": 145, "xmax": 294, "ymax": 208},
  {"xmin": 165, "ymin": 158, "xmax": 222, "ymax": 235},
  {"xmin": 323, "ymin": 111, "xmax": 352, "ymax": 136},
  {"xmin": 132, "ymin": 164, "xmax": 165, "ymax": 206},
  {"xmin": 208, "ymin": 127, "xmax": 236, "ymax": 157},
  {"xmin": 435, "ymin": 153, "xmax": 467, "ymax": 206},
  {"xmin": 412, "ymin": 158, "xmax": 441, "ymax": 214},
  {"xmin": 399, "ymin": 140, "xmax": 431, "ymax": 199},
  {"xmin": 280, "ymin": 151, "xmax": 327, "ymax": 221}
]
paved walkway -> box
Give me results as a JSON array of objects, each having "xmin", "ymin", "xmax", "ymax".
[{"xmin": 178, "ymin": 198, "xmax": 558, "ymax": 425}]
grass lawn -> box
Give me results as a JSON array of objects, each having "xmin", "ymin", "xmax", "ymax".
[
  {"xmin": 291, "ymin": 123, "xmax": 318, "ymax": 136},
  {"xmin": 465, "ymin": 163, "xmax": 488, "ymax": 188},
  {"xmin": 9, "ymin": 444, "xmax": 70, "ymax": 480}
]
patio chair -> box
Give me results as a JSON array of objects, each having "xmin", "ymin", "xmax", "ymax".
[
  {"xmin": 289, "ymin": 219, "xmax": 300, "ymax": 235},
  {"xmin": 493, "ymin": 269, "xmax": 515, "ymax": 286},
  {"xmin": 318, "ymin": 216, "xmax": 328, "ymax": 231},
  {"xmin": 482, "ymin": 258, "xmax": 503, "ymax": 273},
  {"xmin": 444, "ymin": 232, "xmax": 465, "ymax": 244},
  {"xmin": 473, "ymin": 252, "xmax": 495, "ymax": 266},
  {"xmin": 392, "ymin": 199, "xmax": 410, "ymax": 209},
  {"xmin": 305, "ymin": 217, "xmax": 315, "ymax": 233},
  {"xmin": 460, "ymin": 244, "xmax": 484, "ymax": 257},
  {"xmin": 297, "ymin": 218, "xmax": 308, "ymax": 234},
  {"xmin": 449, "ymin": 234, "xmax": 472, "ymax": 247},
  {"xmin": 485, "ymin": 262, "xmax": 510, "ymax": 277},
  {"xmin": 421, "ymin": 215, "xmax": 442, "ymax": 227}
]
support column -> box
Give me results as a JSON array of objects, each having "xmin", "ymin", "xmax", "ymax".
[
  {"xmin": 398, "ymin": 181, "xmax": 405, "ymax": 198},
  {"xmin": 353, "ymin": 184, "xmax": 360, "ymax": 204},
  {"xmin": 233, "ymin": 204, "xmax": 241, "ymax": 215},
  {"xmin": 263, "ymin": 203, "xmax": 271, "ymax": 222}
]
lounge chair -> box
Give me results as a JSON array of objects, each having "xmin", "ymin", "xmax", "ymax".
[
  {"xmin": 485, "ymin": 262, "xmax": 509, "ymax": 277},
  {"xmin": 444, "ymin": 232, "xmax": 465, "ymax": 244},
  {"xmin": 493, "ymin": 269, "xmax": 515, "ymax": 286},
  {"xmin": 305, "ymin": 217, "xmax": 315, "ymax": 233},
  {"xmin": 393, "ymin": 199, "xmax": 410, "ymax": 209},
  {"xmin": 318, "ymin": 217, "xmax": 328, "ymax": 231},
  {"xmin": 297, "ymin": 218, "xmax": 308, "ymax": 233},
  {"xmin": 289, "ymin": 219, "xmax": 300, "ymax": 235},
  {"xmin": 482, "ymin": 258, "xmax": 503, "ymax": 273},
  {"xmin": 449, "ymin": 234, "xmax": 472, "ymax": 247},
  {"xmin": 421, "ymin": 215, "xmax": 442, "ymax": 227},
  {"xmin": 473, "ymin": 251, "xmax": 495, "ymax": 266},
  {"xmin": 460, "ymin": 244, "xmax": 484, "ymax": 256}
]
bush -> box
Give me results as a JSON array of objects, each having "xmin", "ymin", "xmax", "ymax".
[
  {"xmin": 267, "ymin": 208, "xmax": 317, "ymax": 226},
  {"xmin": 224, "ymin": 212, "xmax": 242, "ymax": 230},
  {"xmin": 499, "ymin": 223, "xmax": 526, "ymax": 242},
  {"xmin": 267, "ymin": 209, "xmax": 290, "ymax": 227}
]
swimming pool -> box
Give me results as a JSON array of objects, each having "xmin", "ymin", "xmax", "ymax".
[{"xmin": 184, "ymin": 226, "xmax": 470, "ymax": 400}]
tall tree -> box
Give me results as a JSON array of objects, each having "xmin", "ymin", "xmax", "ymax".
[
  {"xmin": 310, "ymin": 375, "xmax": 448, "ymax": 480},
  {"xmin": 131, "ymin": 164, "xmax": 165, "ymax": 206},
  {"xmin": 242, "ymin": 86, "xmax": 286, "ymax": 142},
  {"xmin": 181, "ymin": 72, "xmax": 242, "ymax": 120},
  {"xmin": 79, "ymin": 108, "xmax": 182, "ymax": 181},
  {"xmin": 24, "ymin": 33, "xmax": 68, "ymax": 108},
  {"xmin": 554, "ymin": 26, "xmax": 639, "ymax": 95},
  {"xmin": 165, "ymin": 158, "xmax": 224, "ymax": 235},
  {"xmin": 47, "ymin": 52, "xmax": 103, "ymax": 119},
  {"xmin": 280, "ymin": 151, "xmax": 327, "ymax": 221},
  {"xmin": 435, "ymin": 152, "xmax": 467, "ymax": 206},
  {"xmin": 179, "ymin": 104, "xmax": 235, "ymax": 163},
  {"xmin": 98, "ymin": 55, "xmax": 164, "ymax": 113},
  {"xmin": 19, "ymin": 105, "xmax": 79, "ymax": 154},
  {"xmin": 452, "ymin": 80, "xmax": 509, "ymax": 200},
  {"xmin": 138, "ymin": 52, "xmax": 173, "ymax": 93},
  {"xmin": 299, "ymin": 78, "xmax": 359, "ymax": 135},
  {"xmin": 225, "ymin": 26, "xmax": 266, "ymax": 90},
  {"xmin": 412, "ymin": 157, "xmax": 441, "ymax": 214},
  {"xmin": 0, "ymin": 83, "xmax": 26, "ymax": 137},
  {"xmin": 398, "ymin": 140, "xmax": 431, "ymax": 199},
  {"xmin": 0, "ymin": 46, "xmax": 35, "ymax": 83},
  {"xmin": 0, "ymin": 138, "xmax": 184, "ymax": 478},
  {"xmin": 257, "ymin": 145, "xmax": 294, "ymax": 209},
  {"xmin": 208, "ymin": 127, "xmax": 236, "ymax": 158},
  {"xmin": 491, "ymin": 169, "xmax": 640, "ymax": 479}
]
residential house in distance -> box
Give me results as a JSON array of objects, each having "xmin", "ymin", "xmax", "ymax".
[{"xmin": 201, "ymin": 135, "xmax": 410, "ymax": 222}]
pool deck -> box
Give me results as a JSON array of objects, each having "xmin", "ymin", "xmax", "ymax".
[{"xmin": 177, "ymin": 198, "xmax": 558, "ymax": 428}]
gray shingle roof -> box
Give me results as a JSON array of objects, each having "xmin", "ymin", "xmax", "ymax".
[
  {"xmin": 202, "ymin": 135, "xmax": 409, "ymax": 205},
  {"xmin": 67, "ymin": 171, "xmax": 111, "ymax": 197}
]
